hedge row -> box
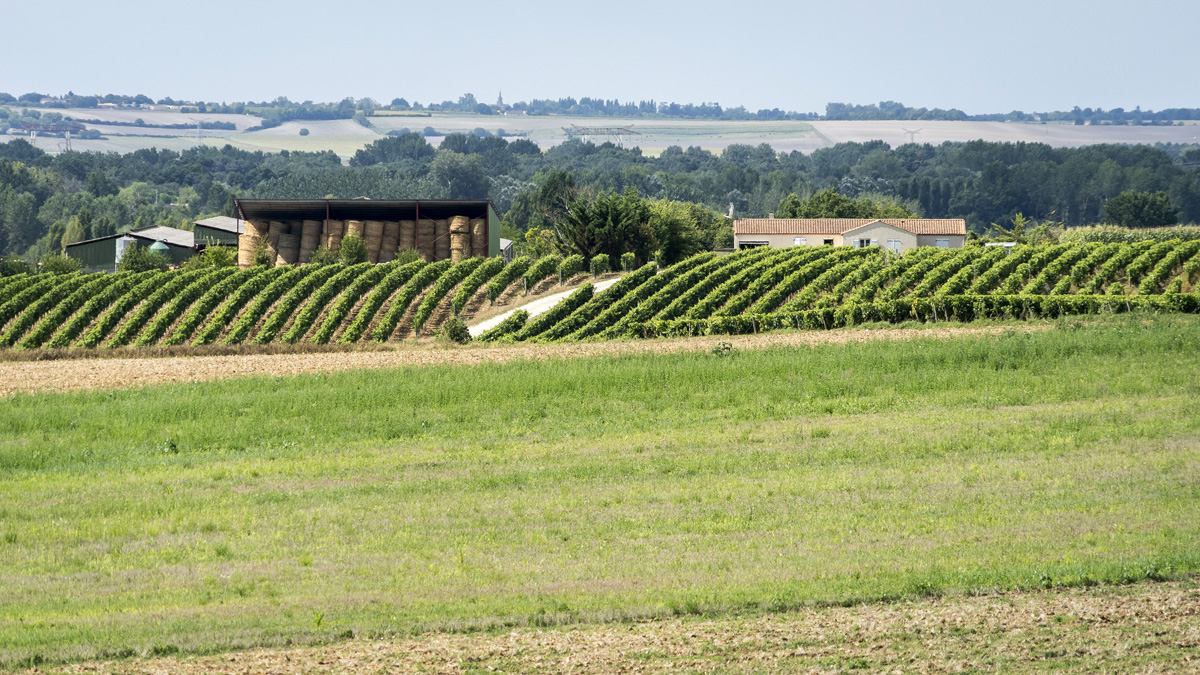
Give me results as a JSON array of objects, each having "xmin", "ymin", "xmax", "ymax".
[
  {"xmin": 486, "ymin": 256, "xmax": 531, "ymax": 301},
  {"xmin": 515, "ymin": 283, "xmax": 594, "ymax": 342},
  {"xmin": 2, "ymin": 273, "xmax": 99, "ymax": 347},
  {"xmin": 541, "ymin": 262, "xmax": 658, "ymax": 341},
  {"xmin": 335, "ymin": 261, "xmax": 417, "ymax": 343},
  {"xmin": 18, "ymin": 273, "xmax": 128, "ymax": 349},
  {"xmin": 476, "ymin": 309, "xmax": 528, "ymax": 342}
]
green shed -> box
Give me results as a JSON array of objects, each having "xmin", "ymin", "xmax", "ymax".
[
  {"xmin": 65, "ymin": 226, "xmax": 196, "ymax": 272},
  {"xmin": 194, "ymin": 216, "xmax": 242, "ymax": 247}
]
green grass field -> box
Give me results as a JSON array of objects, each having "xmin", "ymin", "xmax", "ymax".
[{"xmin": 1, "ymin": 315, "xmax": 1198, "ymax": 668}]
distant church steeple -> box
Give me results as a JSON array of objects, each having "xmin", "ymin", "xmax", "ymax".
[{"xmin": 496, "ymin": 91, "xmax": 504, "ymax": 108}]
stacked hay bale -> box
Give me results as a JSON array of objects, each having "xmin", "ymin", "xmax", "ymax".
[
  {"xmin": 379, "ymin": 221, "xmax": 400, "ymax": 263},
  {"xmin": 276, "ymin": 233, "xmax": 301, "ymax": 267},
  {"xmin": 299, "ymin": 220, "xmax": 322, "ymax": 263},
  {"xmin": 450, "ymin": 215, "xmax": 471, "ymax": 263},
  {"xmin": 364, "ymin": 220, "xmax": 385, "ymax": 264},
  {"xmin": 345, "ymin": 219, "xmax": 366, "ymax": 243},
  {"xmin": 417, "ymin": 218, "xmax": 436, "ymax": 261},
  {"xmin": 434, "ymin": 219, "xmax": 451, "ymax": 261},
  {"xmin": 237, "ymin": 219, "xmax": 269, "ymax": 268},
  {"xmin": 400, "ymin": 219, "xmax": 416, "ymax": 254},
  {"xmin": 266, "ymin": 221, "xmax": 286, "ymax": 262},
  {"xmin": 470, "ymin": 218, "xmax": 488, "ymax": 258},
  {"xmin": 324, "ymin": 220, "xmax": 345, "ymax": 251}
]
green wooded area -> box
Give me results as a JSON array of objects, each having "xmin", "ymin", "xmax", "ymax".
[{"xmin": 1, "ymin": 132, "xmax": 1198, "ymax": 261}]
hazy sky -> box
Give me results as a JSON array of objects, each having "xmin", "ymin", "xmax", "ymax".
[{"xmin": 3, "ymin": 0, "xmax": 1197, "ymax": 114}]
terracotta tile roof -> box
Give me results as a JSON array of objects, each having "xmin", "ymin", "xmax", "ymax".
[{"xmin": 734, "ymin": 218, "xmax": 966, "ymax": 236}]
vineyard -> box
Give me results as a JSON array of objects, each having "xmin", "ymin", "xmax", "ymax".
[{"xmin": 1, "ymin": 241, "xmax": 1199, "ymax": 351}]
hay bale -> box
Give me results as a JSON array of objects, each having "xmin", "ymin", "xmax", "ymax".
[
  {"xmin": 267, "ymin": 221, "xmax": 286, "ymax": 248},
  {"xmin": 400, "ymin": 219, "xmax": 417, "ymax": 251},
  {"xmin": 435, "ymin": 219, "xmax": 450, "ymax": 261},
  {"xmin": 345, "ymin": 219, "xmax": 366, "ymax": 239},
  {"xmin": 276, "ymin": 233, "xmax": 301, "ymax": 266},
  {"xmin": 417, "ymin": 218, "xmax": 436, "ymax": 262},
  {"xmin": 323, "ymin": 220, "xmax": 344, "ymax": 248},
  {"xmin": 364, "ymin": 220, "xmax": 385, "ymax": 264},
  {"xmin": 244, "ymin": 219, "xmax": 268, "ymax": 239},
  {"xmin": 299, "ymin": 220, "xmax": 322, "ymax": 263},
  {"xmin": 470, "ymin": 218, "xmax": 487, "ymax": 257},
  {"xmin": 449, "ymin": 215, "xmax": 470, "ymax": 234},
  {"xmin": 379, "ymin": 221, "xmax": 401, "ymax": 263},
  {"xmin": 237, "ymin": 234, "xmax": 259, "ymax": 268}
]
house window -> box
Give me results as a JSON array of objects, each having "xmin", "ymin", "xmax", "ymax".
[
  {"xmin": 935, "ymin": 238, "xmax": 950, "ymax": 248},
  {"xmin": 887, "ymin": 238, "xmax": 902, "ymax": 253},
  {"xmin": 793, "ymin": 237, "xmax": 807, "ymax": 246},
  {"xmin": 823, "ymin": 239, "xmax": 834, "ymax": 246}
]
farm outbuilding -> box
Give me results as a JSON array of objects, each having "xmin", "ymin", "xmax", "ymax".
[
  {"xmin": 234, "ymin": 199, "xmax": 501, "ymax": 268},
  {"xmin": 733, "ymin": 218, "xmax": 967, "ymax": 253},
  {"xmin": 193, "ymin": 216, "xmax": 243, "ymax": 247},
  {"xmin": 65, "ymin": 225, "xmax": 196, "ymax": 272}
]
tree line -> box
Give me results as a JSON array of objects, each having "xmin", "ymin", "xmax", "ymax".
[{"xmin": 1, "ymin": 131, "xmax": 1198, "ymax": 261}]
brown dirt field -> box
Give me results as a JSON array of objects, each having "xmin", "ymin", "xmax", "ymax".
[
  {"xmin": 41, "ymin": 578, "xmax": 1200, "ymax": 674},
  {"xmin": 0, "ymin": 324, "xmax": 1044, "ymax": 397}
]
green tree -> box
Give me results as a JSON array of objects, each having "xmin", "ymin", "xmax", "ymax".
[
  {"xmin": 1104, "ymin": 191, "xmax": 1180, "ymax": 228},
  {"xmin": 84, "ymin": 170, "xmax": 118, "ymax": 197},
  {"xmin": 777, "ymin": 193, "xmax": 802, "ymax": 218},
  {"xmin": 60, "ymin": 217, "xmax": 86, "ymax": 250},
  {"xmin": 118, "ymin": 243, "xmax": 170, "ymax": 272},
  {"xmin": 339, "ymin": 234, "xmax": 368, "ymax": 264},
  {"xmin": 427, "ymin": 151, "xmax": 489, "ymax": 199},
  {"xmin": 39, "ymin": 253, "xmax": 81, "ymax": 274}
]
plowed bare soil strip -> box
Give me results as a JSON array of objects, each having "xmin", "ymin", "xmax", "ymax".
[
  {"xmin": 44, "ymin": 578, "xmax": 1200, "ymax": 674},
  {"xmin": 0, "ymin": 324, "xmax": 1044, "ymax": 397}
]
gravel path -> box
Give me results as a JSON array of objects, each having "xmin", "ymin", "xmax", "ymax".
[
  {"xmin": 0, "ymin": 325, "xmax": 1042, "ymax": 397},
  {"xmin": 468, "ymin": 277, "xmax": 621, "ymax": 337}
]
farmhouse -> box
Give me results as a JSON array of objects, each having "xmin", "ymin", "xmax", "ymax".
[
  {"xmin": 65, "ymin": 225, "xmax": 195, "ymax": 272},
  {"xmin": 235, "ymin": 198, "xmax": 501, "ymax": 268},
  {"xmin": 733, "ymin": 218, "xmax": 967, "ymax": 253}
]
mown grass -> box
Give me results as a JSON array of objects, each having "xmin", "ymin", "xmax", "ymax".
[{"xmin": 1, "ymin": 315, "xmax": 1198, "ymax": 668}]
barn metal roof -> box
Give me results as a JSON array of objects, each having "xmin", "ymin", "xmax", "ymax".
[
  {"xmin": 734, "ymin": 218, "xmax": 967, "ymax": 236},
  {"xmin": 236, "ymin": 199, "xmax": 497, "ymax": 222},
  {"xmin": 66, "ymin": 225, "xmax": 195, "ymax": 250},
  {"xmin": 194, "ymin": 216, "xmax": 242, "ymax": 234}
]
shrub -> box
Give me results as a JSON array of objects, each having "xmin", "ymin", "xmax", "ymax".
[
  {"xmin": 620, "ymin": 252, "xmax": 636, "ymax": 272},
  {"xmin": 39, "ymin": 254, "xmax": 81, "ymax": 275},
  {"xmin": 182, "ymin": 246, "xmax": 236, "ymax": 271},
  {"xmin": 299, "ymin": 128, "xmax": 310, "ymax": 136},
  {"xmin": 590, "ymin": 254, "xmax": 610, "ymax": 275},
  {"xmin": 339, "ymin": 234, "xmax": 368, "ymax": 265},
  {"xmin": 558, "ymin": 254, "xmax": 585, "ymax": 284},
  {"xmin": 394, "ymin": 248, "xmax": 420, "ymax": 265},
  {"xmin": 308, "ymin": 245, "xmax": 339, "ymax": 266},
  {"xmin": 253, "ymin": 239, "xmax": 273, "ymax": 267},
  {"xmin": 118, "ymin": 244, "xmax": 171, "ymax": 273},
  {"xmin": 0, "ymin": 257, "xmax": 32, "ymax": 277},
  {"xmin": 438, "ymin": 316, "xmax": 471, "ymax": 344}
]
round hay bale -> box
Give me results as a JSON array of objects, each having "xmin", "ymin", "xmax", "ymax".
[
  {"xmin": 417, "ymin": 219, "xmax": 436, "ymax": 262},
  {"xmin": 323, "ymin": 220, "xmax": 345, "ymax": 248},
  {"xmin": 244, "ymin": 219, "xmax": 268, "ymax": 239},
  {"xmin": 277, "ymin": 233, "xmax": 301, "ymax": 266},
  {"xmin": 345, "ymin": 219, "xmax": 366, "ymax": 239},
  {"xmin": 400, "ymin": 220, "xmax": 417, "ymax": 250},
  {"xmin": 237, "ymin": 234, "xmax": 259, "ymax": 268},
  {"xmin": 268, "ymin": 221, "xmax": 286, "ymax": 248},
  {"xmin": 470, "ymin": 218, "xmax": 487, "ymax": 257},
  {"xmin": 449, "ymin": 215, "xmax": 470, "ymax": 234},
  {"xmin": 435, "ymin": 219, "xmax": 450, "ymax": 260},
  {"xmin": 301, "ymin": 219, "xmax": 322, "ymax": 244}
]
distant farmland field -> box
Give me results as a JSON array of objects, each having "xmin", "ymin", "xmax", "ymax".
[{"xmin": 3, "ymin": 108, "xmax": 1198, "ymax": 159}]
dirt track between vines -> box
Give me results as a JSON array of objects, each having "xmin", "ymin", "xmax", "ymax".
[
  {"xmin": 0, "ymin": 324, "xmax": 1044, "ymax": 397},
  {"xmin": 45, "ymin": 578, "xmax": 1200, "ymax": 674}
]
